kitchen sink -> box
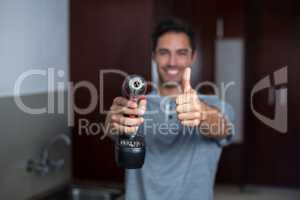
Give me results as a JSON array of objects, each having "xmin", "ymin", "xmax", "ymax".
[{"xmin": 29, "ymin": 184, "xmax": 124, "ymax": 200}]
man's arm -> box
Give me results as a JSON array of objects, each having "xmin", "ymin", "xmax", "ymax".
[
  {"xmin": 103, "ymin": 96, "xmax": 146, "ymax": 141},
  {"xmin": 176, "ymin": 67, "xmax": 234, "ymax": 142},
  {"xmin": 198, "ymin": 99, "xmax": 233, "ymax": 139}
]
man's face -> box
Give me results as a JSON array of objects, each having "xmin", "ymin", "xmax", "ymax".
[{"xmin": 153, "ymin": 32, "xmax": 196, "ymax": 85}]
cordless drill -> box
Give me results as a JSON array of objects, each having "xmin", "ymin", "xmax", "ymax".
[{"xmin": 115, "ymin": 75, "xmax": 147, "ymax": 169}]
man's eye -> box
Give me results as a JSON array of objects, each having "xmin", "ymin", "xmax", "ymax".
[
  {"xmin": 159, "ymin": 51, "xmax": 168, "ymax": 56},
  {"xmin": 178, "ymin": 51, "xmax": 188, "ymax": 56}
]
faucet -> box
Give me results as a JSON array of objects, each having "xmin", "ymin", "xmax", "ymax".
[{"xmin": 27, "ymin": 134, "xmax": 71, "ymax": 176}]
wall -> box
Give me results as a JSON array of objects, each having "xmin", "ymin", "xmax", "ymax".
[
  {"xmin": 0, "ymin": 0, "xmax": 69, "ymax": 96},
  {"xmin": 0, "ymin": 0, "xmax": 70, "ymax": 199},
  {"xmin": 215, "ymin": 39, "xmax": 244, "ymax": 143}
]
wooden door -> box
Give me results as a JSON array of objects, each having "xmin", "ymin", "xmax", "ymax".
[
  {"xmin": 244, "ymin": 0, "xmax": 300, "ymax": 187},
  {"xmin": 71, "ymin": 0, "xmax": 153, "ymax": 183}
]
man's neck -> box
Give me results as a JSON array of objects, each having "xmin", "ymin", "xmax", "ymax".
[{"xmin": 158, "ymin": 85, "xmax": 181, "ymax": 98}]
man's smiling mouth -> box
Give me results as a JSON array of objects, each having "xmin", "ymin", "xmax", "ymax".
[{"xmin": 166, "ymin": 69, "xmax": 179, "ymax": 75}]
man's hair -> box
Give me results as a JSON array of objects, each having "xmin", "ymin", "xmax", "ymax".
[{"xmin": 151, "ymin": 18, "xmax": 196, "ymax": 53}]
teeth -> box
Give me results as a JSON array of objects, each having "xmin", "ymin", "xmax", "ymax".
[{"xmin": 167, "ymin": 69, "xmax": 178, "ymax": 75}]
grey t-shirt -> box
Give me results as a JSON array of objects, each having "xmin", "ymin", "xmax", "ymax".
[{"xmin": 125, "ymin": 91, "xmax": 234, "ymax": 200}]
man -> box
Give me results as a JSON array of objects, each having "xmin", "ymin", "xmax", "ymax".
[{"xmin": 105, "ymin": 19, "xmax": 234, "ymax": 200}]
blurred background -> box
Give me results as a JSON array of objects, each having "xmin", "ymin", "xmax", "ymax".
[{"xmin": 0, "ymin": 0, "xmax": 299, "ymax": 199}]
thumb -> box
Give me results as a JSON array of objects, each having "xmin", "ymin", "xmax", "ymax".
[
  {"xmin": 182, "ymin": 67, "xmax": 191, "ymax": 93},
  {"xmin": 138, "ymin": 96, "xmax": 147, "ymax": 115}
]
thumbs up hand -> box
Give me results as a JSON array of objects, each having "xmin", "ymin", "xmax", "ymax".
[{"xmin": 176, "ymin": 67, "xmax": 206, "ymax": 127}]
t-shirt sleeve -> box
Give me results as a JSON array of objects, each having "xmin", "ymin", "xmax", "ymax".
[{"xmin": 198, "ymin": 95, "xmax": 235, "ymax": 147}]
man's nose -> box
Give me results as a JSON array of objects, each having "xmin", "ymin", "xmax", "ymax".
[{"xmin": 168, "ymin": 54, "xmax": 177, "ymax": 66}]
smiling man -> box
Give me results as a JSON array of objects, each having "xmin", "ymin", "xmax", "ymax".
[{"xmin": 105, "ymin": 19, "xmax": 234, "ymax": 200}]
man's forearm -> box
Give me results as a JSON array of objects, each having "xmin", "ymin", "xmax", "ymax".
[{"xmin": 198, "ymin": 102, "xmax": 229, "ymax": 138}]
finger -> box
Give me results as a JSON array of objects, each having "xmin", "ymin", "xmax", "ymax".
[
  {"xmin": 111, "ymin": 122, "xmax": 138, "ymax": 134},
  {"xmin": 110, "ymin": 105, "xmax": 140, "ymax": 116},
  {"xmin": 176, "ymin": 91, "xmax": 197, "ymax": 105},
  {"xmin": 111, "ymin": 114, "xmax": 144, "ymax": 126},
  {"xmin": 113, "ymin": 96, "xmax": 137, "ymax": 108},
  {"xmin": 110, "ymin": 105, "xmax": 123, "ymax": 113},
  {"xmin": 138, "ymin": 99, "xmax": 147, "ymax": 115},
  {"xmin": 176, "ymin": 104, "xmax": 197, "ymax": 113},
  {"xmin": 182, "ymin": 67, "xmax": 191, "ymax": 93},
  {"xmin": 181, "ymin": 119, "xmax": 200, "ymax": 127},
  {"xmin": 113, "ymin": 96, "xmax": 128, "ymax": 106},
  {"xmin": 178, "ymin": 112, "xmax": 200, "ymax": 120}
]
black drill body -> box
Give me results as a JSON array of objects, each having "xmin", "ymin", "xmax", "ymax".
[{"xmin": 115, "ymin": 75, "xmax": 147, "ymax": 169}]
